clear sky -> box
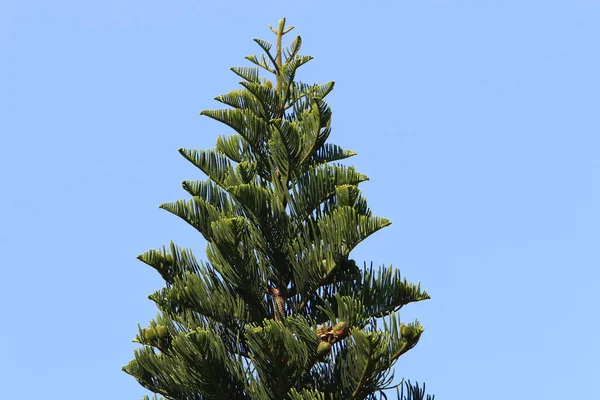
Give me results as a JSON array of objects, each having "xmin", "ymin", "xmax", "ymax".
[{"xmin": 1, "ymin": 1, "xmax": 598, "ymax": 398}]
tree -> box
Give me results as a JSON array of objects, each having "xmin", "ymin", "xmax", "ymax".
[{"xmin": 123, "ymin": 18, "xmax": 433, "ymax": 400}]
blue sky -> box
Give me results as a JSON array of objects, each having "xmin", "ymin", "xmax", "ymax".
[{"xmin": 1, "ymin": 1, "xmax": 598, "ymax": 398}]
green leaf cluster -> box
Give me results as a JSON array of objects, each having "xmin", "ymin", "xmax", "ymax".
[{"xmin": 124, "ymin": 18, "xmax": 432, "ymax": 400}]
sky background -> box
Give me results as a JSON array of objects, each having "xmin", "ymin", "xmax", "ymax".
[{"xmin": 1, "ymin": 1, "xmax": 599, "ymax": 398}]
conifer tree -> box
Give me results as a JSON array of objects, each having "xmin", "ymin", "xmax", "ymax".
[{"xmin": 124, "ymin": 18, "xmax": 433, "ymax": 400}]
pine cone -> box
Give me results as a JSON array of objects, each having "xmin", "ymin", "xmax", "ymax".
[
  {"xmin": 316, "ymin": 325, "xmax": 328, "ymax": 339},
  {"xmin": 401, "ymin": 324, "xmax": 415, "ymax": 340},
  {"xmin": 156, "ymin": 325, "xmax": 168, "ymax": 339},
  {"xmin": 144, "ymin": 327, "xmax": 158, "ymax": 341},
  {"xmin": 317, "ymin": 341, "xmax": 332, "ymax": 358},
  {"xmin": 332, "ymin": 321, "xmax": 348, "ymax": 340}
]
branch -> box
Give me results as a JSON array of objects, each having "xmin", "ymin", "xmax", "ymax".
[{"xmin": 351, "ymin": 341, "xmax": 376, "ymax": 399}]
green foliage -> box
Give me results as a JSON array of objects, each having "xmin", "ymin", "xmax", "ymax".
[
  {"xmin": 398, "ymin": 381, "xmax": 435, "ymax": 400},
  {"xmin": 124, "ymin": 18, "xmax": 433, "ymax": 399}
]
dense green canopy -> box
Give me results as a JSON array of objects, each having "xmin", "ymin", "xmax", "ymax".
[{"xmin": 124, "ymin": 18, "xmax": 433, "ymax": 400}]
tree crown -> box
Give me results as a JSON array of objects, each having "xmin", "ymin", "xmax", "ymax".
[{"xmin": 124, "ymin": 18, "xmax": 432, "ymax": 400}]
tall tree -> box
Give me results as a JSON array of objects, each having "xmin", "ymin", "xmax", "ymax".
[{"xmin": 124, "ymin": 18, "xmax": 433, "ymax": 400}]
